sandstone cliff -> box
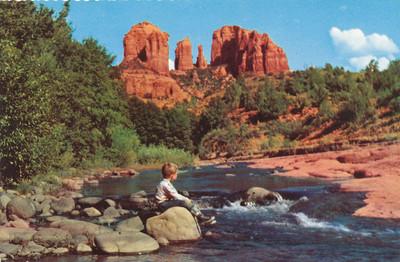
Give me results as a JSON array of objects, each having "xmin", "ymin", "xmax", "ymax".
[
  {"xmin": 211, "ymin": 25, "xmax": 289, "ymax": 76},
  {"xmin": 175, "ymin": 37, "xmax": 194, "ymax": 71},
  {"xmin": 122, "ymin": 21, "xmax": 169, "ymax": 75},
  {"xmin": 119, "ymin": 22, "xmax": 190, "ymax": 107},
  {"xmin": 196, "ymin": 45, "xmax": 207, "ymax": 69}
]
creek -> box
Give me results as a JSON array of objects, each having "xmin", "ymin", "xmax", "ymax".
[{"xmin": 42, "ymin": 164, "xmax": 400, "ymax": 261}]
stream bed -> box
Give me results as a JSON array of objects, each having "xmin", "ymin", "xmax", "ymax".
[{"xmin": 41, "ymin": 164, "xmax": 400, "ymax": 261}]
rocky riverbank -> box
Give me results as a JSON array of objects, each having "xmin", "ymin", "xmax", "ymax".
[
  {"xmin": 0, "ymin": 166, "xmax": 279, "ymax": 261},
  {"xmin": 0, "ymin": 189, "xmax": 201, "ymax": 260},
  {"xmin": 246, "ymin": 143, "xmax": 400, "ymax": 219}
]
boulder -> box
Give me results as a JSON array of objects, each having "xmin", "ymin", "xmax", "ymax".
[
  {"xmin": 19, "ymin": 241, "xmax": 45, "ymax": 257},
  {"xmin": 0, "ymin": 228, "xmax": 9, "ymax": 242},
  {"xmin": 0, "ymin": 242, "xmax": 21, "ymax": 256},
  {"xmin": 51, "ymin": 197, "xmax": 75, "ymax": 214},
  {"xmin": 46, "ymin": 216, "xmax": 68, "ymax": 223},
  {"xmin": 116, "ymin": 216, "xmax": 144, "ymax": 232},
  {"xmin": 242, "ymin": 187, "xmax": 282, "ymax": 205},
  {"xmin": 104, "ymin": 199, "xmax": 116, "ymax": 208},
  {"xmin": 131, "ymin": 190, "xmax": 147, "ymax": 198},
  {"xmin": 103, "ymin": 206, "xmax": 120, "ymax": 218},
  {"xmin": 0, "ymin": 227, "xmax": 36, "ymax": 243},
  {"xmin": 83, "ymin": 207, "xmax": 102, "ymax": 217},
  {"xmin": 52, "ymin": 247, "xmax": 69, "ymax": 255},
  {"xmin": 50, "ymin": 219, "xmax": 113, "ymax": 240},
  {"xmin": 78, "ymin": 197, "xmax": 103, "ymax": 207},
  {"xmin": 31, "ymin": 194, "xmax": 45, "ymax": 203},
  {"xmin": 175, "ymin": 37, "xmax": 193, "ymax": 71},
  {"xmin": 128, "ymin": 193, "xmax": 150, "ymax": 209},
  {"xmin": 38, "ymin": 198, "xmax": 52, "ymax": 217},
  {"xmin": 6, "ymin": 196, "xmax": 36, "ymax": 219},
  {"xmin": 33, "ymin": 228, "xmax": 72, "ymax": 248},
  {"xmin": 6, "ymin": 216, "xmax": 30, "ymax": 228},
  {"xmin": 0, "ymin": 194, "xmax": 11, "ymax": 210},
  {"xmin": 95, "ymin": 232, "xmax": 159, "ymax": 254},
  {"xmin": 156, "ymin": 236, "xmax": 169, "ymax": 246},
  {"xmin": 76, "ymin": 243, "xmax": 92, "ymax": 253},
  {"xmin": 146, "ymin": 207, "xmax": 201, "ymax": 242},
  {"xmin": 71, "ymin": 234, "xmax": 89, "ymax": 247},
  {"xmin": 0, "ymin": 212, "xmax": 7, "ymax": 225},
  {"xmin": 211, "ymin": 25, "xmax": 289, "ymax": 76},
  {"xmin": 71, "ymin": 210, "xmax": 80, "ymax": 216}
]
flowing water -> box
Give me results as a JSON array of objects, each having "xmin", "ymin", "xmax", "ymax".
[{"xmin": 43, "ymin": 164, "xmax": 400, "ymax": 261}]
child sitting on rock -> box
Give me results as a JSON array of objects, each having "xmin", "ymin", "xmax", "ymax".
[{"xmin": 155, "ymin": 162, "xmax": 216, "ymax": 225}]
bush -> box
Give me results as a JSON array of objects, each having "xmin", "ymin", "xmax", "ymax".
[
  {"xmin": 337, "ymin": 82, "xmax": 376, "ymax": 124},
  {"xmin": 261, "ymin": 134, "xmax": 284, "ymax": 151},
  {"xmin": 389, "ymin": 96, "xmax": 400, "ymax": 113},
  {"xmin": 136, "ymin": 145, "xmax": 194, "ymax": 166},
  {"xmin": 107, "ymin": 125, "xmax": 140, "ymax": 167},
  {"xmin": 265, "ymin": 120, "xmax": 310, "ymax": 140},
  {"xmin": 255, "ymin": 79, "xmax": 288, "ymax": 120},
  {"xmin": 198, "ymin": 125, "xmax": 252, "ymax": 159}
]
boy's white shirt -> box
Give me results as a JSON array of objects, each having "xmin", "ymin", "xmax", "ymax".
[{"xmin": 155, "ymin": 178, "xmax": 190, "ymax": 203}]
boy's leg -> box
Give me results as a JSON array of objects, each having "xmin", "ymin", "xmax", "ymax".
[
  {"xmin": 159, "ymin": 199, "xmax": 216, "ymax": 225},
  {"xmin": 158, "ymin": 200, "xmax": 188, "ymax": 212}
]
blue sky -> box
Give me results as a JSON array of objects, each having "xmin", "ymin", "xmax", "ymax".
[{"xmin": 40, "ymin": 0, "xmax": 400, "ymax": 71}]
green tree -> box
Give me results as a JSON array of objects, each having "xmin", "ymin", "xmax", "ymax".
[
  {"xmin": 337, "ymin": 81, "xmax": 376, "ymax": 124},
  {"xmin": 255, "ymin": 79, "xmax": 288, "ymax": 120},
  {"xmin": 164, "ymin": 105, "xmax": 194, "ymax": 152}
]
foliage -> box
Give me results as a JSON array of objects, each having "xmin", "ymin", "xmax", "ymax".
[
  {"xmin": 107, "ymin": 126, "xmax": 140, "ymax": 167},
  {"xmin": 198, "ymin": 124, "xmax": 252, "ymax": 159},
  {"xmin": 136, "ymin": 145, "xmax": 194, "ymax": 166},
  {"xmin": 0, "ymin": 2, "xmax": 133, "ymax": 182},
  {"xmin": 337, "ymin": 82, "xmax": 376, "ymax": 124},
  {"xmin": 255, "ymin": 79, "xmax": 288, "ymax": 120},
  {"xmin": 128, "ymin": 97, "xmax": 195, "ymax": 152}
]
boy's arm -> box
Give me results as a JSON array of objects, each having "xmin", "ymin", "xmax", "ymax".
[{"xmin": 164, "ymin": 183, "xmax": 190, "ymax": 202}]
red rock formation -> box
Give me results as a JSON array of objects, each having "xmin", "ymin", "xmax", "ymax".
[
  {"xmin": 211, "ymin": 25, "xmax": 289, "ymax": 76},
  {"xmin": 122, "ymin": 21, "xmax": 169, "ymax": 75},
  {"xmin": 121, "ymin": 67, "xmax": 190, "ymax": 106},
  {"xmin": 196, "ymin": 45, "xmax": 207, "ymax": 69},
  {"xmin": 175, "ymin": 37, "xmax": 193, "ymax": 71},
  {"xmin": 119, "ymin": 22, "xmax": 190, "ymax": 107}
]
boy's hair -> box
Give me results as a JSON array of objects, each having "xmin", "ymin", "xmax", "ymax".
[{"xmin": 161, "ymin": 162, "xmax": 178, "ymax": 178}]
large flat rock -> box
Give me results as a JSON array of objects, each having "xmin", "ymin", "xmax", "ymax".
[
  {"xmin": 95, "ymin": 232, "xmax": 159, "ymax": 254},
  {"xmin": 146, "ymin": 207, "xmax": 201, "ymax": 242}
]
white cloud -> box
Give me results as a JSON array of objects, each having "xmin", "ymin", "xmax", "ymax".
[
  {"xmin": 330, "ymin": 27, "xmax": 399, "ymax": 55},
  {"xmin": 169, "ymin": 59, "xmax": 175, "ymax": 70},
  {"xmin": 349, "ymin": 55, "xmax": 391, "ymax": 71},
  {"xmin": 377, "ymin": 57, "xmax": 391, "ymax": 70},
  {"xmin": 330, "ymin": 26, "xmax": 398, "ymax": 71},
  {"xmin": 349, "ymin": 55, "xmax": 376, "ymax": 70}
]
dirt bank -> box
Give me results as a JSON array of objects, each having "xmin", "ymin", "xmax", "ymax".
[{"xmin": 246, "ymin": 143, "xmax": 400, "ymax": 219}]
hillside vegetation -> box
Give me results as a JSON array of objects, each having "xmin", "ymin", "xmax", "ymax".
[
  {"xmin": 1, "ymin": 2, "xmax": 399, "ymax": 187},
  {"xmin": 0, "ymin": 2, "xmax": 193, "ymax": 185},
  {"xmin": 132, "ymin": 63, "xmax": 400, "ymax": 159}
]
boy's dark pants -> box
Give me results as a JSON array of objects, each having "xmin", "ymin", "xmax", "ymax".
[{"xmin": 158, "ymin": 200, "xmax": 201, "ymax": 217}]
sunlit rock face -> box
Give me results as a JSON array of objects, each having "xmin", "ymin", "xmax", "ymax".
[{"xmin": 211, "ymin": 25, "xmax": 289, "ymax": 76}]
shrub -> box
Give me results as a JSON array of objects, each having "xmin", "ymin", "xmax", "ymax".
[
  {"xmin": 198, "ymin": 125, "xmax": 252, "ymax": 159},
  {"xmin": 107, "ymin": 125, "xmax": 140, "ymax": 167},
  {"xmin": 261, "ymin": 134, "xmax": 284, "ymax": 151},
  {"xmin": 136, "ymin": 145, "xmax": 193, "ymax": 166},
  {"xmin": 337, "ymin": 82, "xmax": 376, "ymax": 124},
  {"xmin": 255, "ymin": 79, "xmax": 288, "ymax": 120}
]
